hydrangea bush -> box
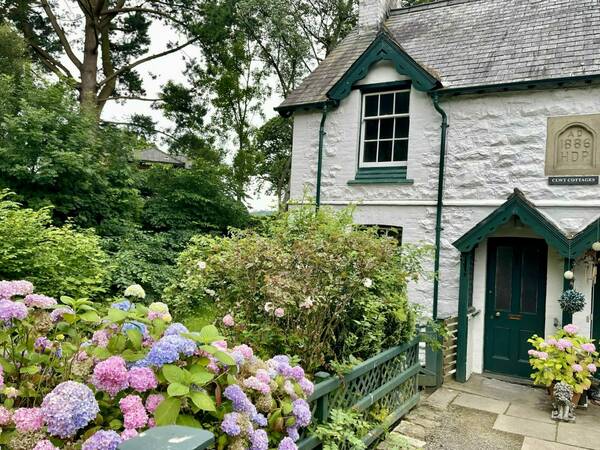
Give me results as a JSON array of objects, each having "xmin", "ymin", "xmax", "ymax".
[
  {"xmin": 165, "ymin": 205, "xmax": 428, "ymax": 372},
  {"xmin": 528, "ymin": 324, "xmax": 599, "ymax": 393},
  {"xmin": 0, "ymin": 280, "xmax": 312, "ymax": 449}
]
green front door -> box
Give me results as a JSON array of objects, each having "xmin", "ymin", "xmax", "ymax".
[{"xmin": 484, "ymin": 237, "xmax": 547, "ymax": 378}]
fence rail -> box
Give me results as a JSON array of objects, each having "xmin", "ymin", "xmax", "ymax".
[{"xmin": 298, "ymin": 336, "xmax": 421, "ymax": 450}]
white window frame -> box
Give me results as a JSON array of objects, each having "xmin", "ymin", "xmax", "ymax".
[{"xmin": 359, "ymin": 89, "xmax": 410, "ymax": 168}]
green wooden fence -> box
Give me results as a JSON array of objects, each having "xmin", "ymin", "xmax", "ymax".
[{"xmin": 119, "ymin": 336, "xmax": 424, "ymax": 450}]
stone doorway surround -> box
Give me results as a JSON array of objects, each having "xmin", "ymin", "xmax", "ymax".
[{"xmin": 380, "ymin": 375, "xmax": 600, "ymax": 449}]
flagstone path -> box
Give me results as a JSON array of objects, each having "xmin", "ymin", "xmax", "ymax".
[{"xmin": 379, "ymin": 375, "xmax": 600, "ymax": 450}]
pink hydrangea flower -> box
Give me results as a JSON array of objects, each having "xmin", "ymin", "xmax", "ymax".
[
  {"xmin": 13, "ymin": 407, "xmax": 44, "ymax": 432},
  {"xmin": 587, "ymin": 364, "xmax": 597, "ymax": 373},
  {"xmin": 213, "ymin": 340, "xmax": 228, "ymax": 350},
  {"xmin": 0, "ymin": 405, "xmax": 12, "ymax": 425},
  {"xmin": 256, "ymin": 369, "xmax": 271, "ymax": 384},
  {"xmin": 232, "ymin": 344, "xmax": 253, "ymax": 360},
  {"xmin": 23, "ymin": 294, "xmax": 57, "ymax": 309},
  {"xmin": 572, "ymin": 364, "xmax": 583, "ymax": 373},
  {"xmin": 222, "ymin": 314, "xmax": 235, "ymax": 327},
  {"xmin": 243, "ymin": 376, "xmax": 271, "ymax": 394},
  {"xmin": 563, "ymin": 324, "xmax": 579, "ymax": 334},
  {"xmin": 274, "ymin": 308, "xmax": 285, "ymax": 318},
  {"xmin": 537, "ymin": 352, "xmax": 548, "ymax": 360},
  {"xmin": 0, "ymin": 364, "xmax": 4, "ymax": 387},
  {"xmin": 581, "ymin": 343, "xmax": 596, "ymax": 353},
  {"xmin": 546, "ymin": 338, "xmax": 557, "ymax": 346},
  {"xmin": 556, "ymin": 339, "xmax": 573, "ymax": 351},
  {"xmin": 145, "ymin": 394, "xmax": 164, "ymax": 413},
  {"xmin": 119, "ymin": 395, "xmax": 148, "ymax": 429},
  {"xmin": 128, "ymin": 367, "xmax": 158, "ymax": 392},
  {"xmin": 91, "ymin": 356, "xmax": 129, "ymax": 396},
  {"xmin": 33, "ymin": 440, "xmax": 59, "ymax": 450},
  {"xmin": 92, "ymin": 329, "xmax": 110, "ymax": 348},
  {"xmin": 121, "ymin": 429, "xmax": 138, "ymax": 440}
]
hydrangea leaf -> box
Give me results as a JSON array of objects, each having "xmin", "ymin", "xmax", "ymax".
[
  {"xmin": 214, "ymin": 351, "xmax": 235, "ymax": 366},
  {"xmin": 162, "ymin": 364, "xmax": 186, "ymax": 384},
  {"xmin": 167, "ymin": 382, "xmax": 189, "ymax": 397},
  {"xmin": 154, "ymin": 397, "xmax": 181, "ymax": 426},
  {"xmin": 190, "ymin": 391, "xmax": 216, "ymax": 412}
]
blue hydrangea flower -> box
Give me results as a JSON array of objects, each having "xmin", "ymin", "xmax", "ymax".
[
  {"xmin": 220, "ymin": 412, "xmax": 241, "ymax": 436},
  {"xmin": 278, "ymin": 437, "xmax": 298, "ymax": 450},
  {"xmin": 164, "ymin": 322, "xmax": 189, "ymax": 336},
  {"xmin": 287, "ymin": 426, "xmax": 300, "ymax": 442},
  {"xmin": 111, "ymin": 300, "xmax": 133, "ymax": 311},
  {"xmin": 122, "ymin": 321, "xmax": 148, "ymax": 336},
  {"xmin": 292, "ymin": 399, "xmax": 311, "ymax": 427},
  {"xmin": 223, "ymin": 385, "xmax": 257, "ymax": 415},
  {"xmin": 252, "ymin": 412, "xmax": 267, "ymax": 427},
  {"xmin": 82, "ymin": 430, "xmax": 122, "ymax": 450},
  {"xmin": 250, "ymin": 429, "xmax": 269, "ymax": 450},
  {"xmin": 144, "ymin": 335, "xmax": 196, "ymax": 367},
  {"xmin": 41, "ymin": 381, "xmax": 99, "ymax": 438}
]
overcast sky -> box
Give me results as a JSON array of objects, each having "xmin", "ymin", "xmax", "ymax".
[{"xmin": 100, "ymin": 22, "xmax": 283, "ymax": 212}]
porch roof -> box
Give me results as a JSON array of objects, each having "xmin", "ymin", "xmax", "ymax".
[{"xmin": 452, "ymin": 189, "xmax": 571, "ymax": 258}]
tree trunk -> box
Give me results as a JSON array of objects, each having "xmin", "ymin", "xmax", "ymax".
[{"xmin": 80, "ymin": 15, "xmax": 99, "ymax": 114}]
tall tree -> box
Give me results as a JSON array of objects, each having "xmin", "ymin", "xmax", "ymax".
[{"xmin": 0, "ymin": 0, "xmax": 200, "ymax": 114}]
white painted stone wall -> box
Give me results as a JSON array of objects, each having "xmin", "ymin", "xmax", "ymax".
[{"xmin": 289, "ymin": 62, "xmax": 600, "ymax": 344}]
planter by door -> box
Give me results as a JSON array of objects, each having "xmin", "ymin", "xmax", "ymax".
[
  {"xmin": 484, "ymin": 238, "xmax": 548, "ymax": 378},
  {"xmin": 594, "ymin": 268, "xmax": 600, "ymax": 379}
]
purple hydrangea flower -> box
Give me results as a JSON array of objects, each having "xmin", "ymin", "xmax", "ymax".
[
  {"xmin": 556, "ymin": 339, "xmax": 573, "ymax": 351},
  {"xmin": 41, "ymin": 381, "xmax": 99, "ymax": 438},
  {"xmin": 563, "ymin": 324, "xmax": 579, "ymax": 334},
  {"xmin": 244, "ymin": 376, "xmax": 271, "ymax": 395},
  {"xmin": 82, "ymin": 430, "xmax": 122, "ymax": 450},
  {"xmin": 50, "ymin": 307, "xmax": 74, "ymax": 323},
  {"xmin": 299, "ymin": 378, "xmax": 314, "ymax": 396},
  {"xmin": 24, "ymin": 294, "xmax": 56, "ymax": 309},
  {"xmin": 0, "ymin": 300, "xmax": 28, "ymax": 321},
  {"xmin": 279, "ymin": 437, "xmax": 298, "ymax": 450},
  {"xmin": 572, "ymin": 364, "xmax": 583, "ymax": 373},
  {"xmin": 164, "ymin": 323, "xmax": 189, "ymax": 336},
  {"xmin": 292, "ymin": 399, "xmax": 311, "ymax": 427},
  {"xmin": 224, "ymin": 385, "xmax": 257, "ymax": 415},
  {"xmin": 287, "ymin": 426, "xmax": 300, "ymax": 442},
  {"xmin": 250, "ymin": 429, "xmax": 269, "ymax": 450},
  {"xmin": 34, "ymin": 337, "xmax": 52, "ymax": 352},
  {"xmin": 582, "ymin": 343, "xmax": 596, "ymax": 353},
  {"xmin": 33, "ymin": 440, "xmax": 59, "ymax": 450},
  {"xmin": 0, "ymin": 280, "xmax": 34, "ymax": 300},
  {"xmin": 252, "ymin": 412, "xmax": 267, "ymax": 427},
  {"xmin": 221, "ymin": 412, "xmax": 241, "ymax": 436}
]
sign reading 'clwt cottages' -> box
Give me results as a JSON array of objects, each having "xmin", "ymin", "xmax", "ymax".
[{"xmin": 546, "ymin": 114, "xmax": 600, "ymax": 182}]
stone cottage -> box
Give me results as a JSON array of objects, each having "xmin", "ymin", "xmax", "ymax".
[{"xmin": 276, "ymin": 0, "xmax": 600, "ymax": 381}]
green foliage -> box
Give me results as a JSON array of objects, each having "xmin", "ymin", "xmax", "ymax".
[
  {"xmin": 0, "ymin": 193, "xmax": 108, "ymax": 298},
  {"xmin": 0, "ymin": 72, "xmax": 143, "ymax": 235},
  {"xmin": 137, "ymin": 163, "xmax": 250, "ymax": 233},
  {"xmin": 528, "ymin": 326, "xmax": 599, "ymax": 393},
  {"xmin": 165, "ymin": 205, "xmax": 429, "ymax": 372},
  {"xmin": 559, "ymin": 289, "xmax": 586, "ymax": 314},
  {"xmin": 0, "ymin": 25, "xmax": 27, "ymax": 78},
  {"xmin": 314, "ymin": 409, "xmax": 372, "ymax": 450},
  {"xmin": 103, "ymin": 230, "xmax": 194, "ymax": 302}
]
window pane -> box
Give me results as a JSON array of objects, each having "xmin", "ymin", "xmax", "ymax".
[
  {"xmin": 365, "ymin": 96, "xmax": 378, "ymax": 117},
  {"xmin": 365, "ymin": 120, "xmax": 378, "ymax": 140},
  {"xmin": 395, "ymin": 117, "xmax": 410, "ymax": 138},
  {"xmin": 380, "ymin": 118, "xmax": 394, "ymax": 139},
  {"xmin": 364, "ymin": 141, "xmax": 377, "ymax": 162},
  {"xmin": 395, "ymin": 92, "xmax": 410, "ymax": 114},
  {"xmin": 379, "ymin": 94, "xmax": 394, "ymax": 115},
  {"xmin": 379, "ymin": 141, "xmax": 392, "ymax": 162},
  {"xmin": 494, "ymin": 246, "xmax": 513, "ymax": 311},
  {"xmin": 393, "ymin": 140, "xmax": 408, "ymax": 161},
  {"xmin": 521, "ymin": 247, "xmax": 540, "ymax": 314}
]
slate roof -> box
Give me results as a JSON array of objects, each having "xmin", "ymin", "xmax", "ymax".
[
  {"xmin": 136, "ymin": 147, "xmax": 189, "ymax": 168},
  {"xmin": 279, "ymin": 0, "xmax": 600, "ymax": 110}
]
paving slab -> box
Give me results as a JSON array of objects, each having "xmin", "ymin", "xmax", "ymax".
[
  {"xmin": 506, "ymin": 402, "xmax": 555, "ymax": 424},
  {"xmin": 378, "ymin": 433, "xmax": 426, "ymax": 449},
  {"xmin": 423, "ymin": 387, "xmax": 458, "ymax": 410},
  {"xmin": 557, "ymin": 422, "xmax": 600, "ymax": 450},
  {"xmin": 446, "ymin": 375, "xmax": 546, "ymax": 405},
  {"xmin": 522, "ymin": 437, "xmax": 584, "ymax": 450},
  {"xmin": 452, "ymin": 392, "xmax": 510, "ymax": 414},
  {"xmin": 493, "ymin": 414, "xmax": 557, "ymax": 441}
]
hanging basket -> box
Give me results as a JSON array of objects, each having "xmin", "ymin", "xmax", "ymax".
[{"xmin": 559, "ymin": 289, "xmax": 586, "ymax": 314}]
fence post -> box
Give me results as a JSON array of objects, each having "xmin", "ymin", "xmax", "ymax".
[
  {"xmin": 425, "ymin": 322, "xmax": 444, "ymax": 387},
  {"xmin": 313, "ymin": 371, "xmax": 331, "ymax": 423}
]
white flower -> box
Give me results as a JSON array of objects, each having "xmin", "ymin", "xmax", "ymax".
[
  {"xmin": 363, "ymin": 278, "xmax": 373, "ymax": 288},
  {"xmin": 264, "ymin": 302, "xmax": 274, "ymax": 312},
  {"xmin": 197, "ymin": 261, "xmax": 207, "ymax": 270},
  {"xmin": 204, "ymin": 288, "xmax": 216, "ymax": 297},
  {"xmin": 300, "ymin": 297, "xmax": 314, "ymax": 309},
  {"xmin": 124, "ymin": 284, "xmax": 146, "ymax": 299}
]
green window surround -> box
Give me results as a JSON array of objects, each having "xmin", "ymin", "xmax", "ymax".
[{"xmin": 347, "ymin": 167, "xmax": 414, "ymax": 185}]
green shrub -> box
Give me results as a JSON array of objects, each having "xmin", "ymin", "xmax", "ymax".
[
  {"xmin": 0, "ymin": 193, "xmax": 108, "ymax": 297},
  {"xmin": 164, "ymin": 205, "xmax": 430, "ymax": 372}
]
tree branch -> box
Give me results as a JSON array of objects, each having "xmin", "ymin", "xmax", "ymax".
[
  {"xmin": 100, "ymin": 7, "xmax": 186, "ymax": 26},
  {"xmin": 40, "ymin": 0, "xmax": 82, "ymax": 69},
  {"xmin": 105, "ymin": 96, "xmax": 164, "ymax": 102},
  {"xmin": 98, "ymin": 37, "xmax": 200, "ymax": 87},
  {"xmin": 29, "ymin": 40, "xmax": 79, "ymax": 83}
]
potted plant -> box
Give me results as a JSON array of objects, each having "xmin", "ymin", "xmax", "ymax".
[{"xmin": 528, "ymin": 324, "xmax": 599, "ymax": 406}]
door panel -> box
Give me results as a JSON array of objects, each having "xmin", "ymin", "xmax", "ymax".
[{"xmin": 484, "ymin": 237, "xmax": 547, "ymax": 378}]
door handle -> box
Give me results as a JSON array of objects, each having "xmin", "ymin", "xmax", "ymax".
[{"xmin": 495, "ymin": 312, "xmax": 501, "ymax": 317}]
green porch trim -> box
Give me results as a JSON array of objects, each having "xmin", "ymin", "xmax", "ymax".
[
  {"xmin": 452, "ymin": 189, "xmax": 570, "ymax": 257},
  {"xmin": 347, "ymin": 166, "xmax": 413, "ymax": 185},
  {"xmin": 456, "ymin": 251, "xmax": 474, "ymax": 383},
  {"xmin": 571, "ymin": 216, "xmax": 600, "ymax": 257},
  {"xmin": 327, "ymin": 31, "xmax": 440, "ymax": 102},
  {"xmin": 354, "ymin": 80, "xmax": 412, "ymax": 93}
]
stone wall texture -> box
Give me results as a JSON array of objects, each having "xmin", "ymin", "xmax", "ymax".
[{"xmin": 289, "ymin": 62, "xmax": 600, "ymax": 318}]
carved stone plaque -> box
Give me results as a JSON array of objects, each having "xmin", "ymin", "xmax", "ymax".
[{"xmin": 546, "ymin": 114, "xmax": 600, "ymax": 176}]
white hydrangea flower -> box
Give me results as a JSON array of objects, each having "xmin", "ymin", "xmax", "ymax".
[
  {"xmin": 124, "ymin": 284, "xmax": 146, "ymax": 299},
  {"xmin": 363, "ymin": 278, "xmax": 373, "ymax": 288},
  {"xmin": 197, "ymin": 261, "xmax": 207, "ymax": 270},
  {"xmin": 300, "ymin": 297, "xmax": 314, "ymax": 309}
]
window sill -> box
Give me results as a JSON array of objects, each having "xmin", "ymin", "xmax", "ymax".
[{"xmin": 347, "ymin": 167, "xmax": 413, "ymax": 185}]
